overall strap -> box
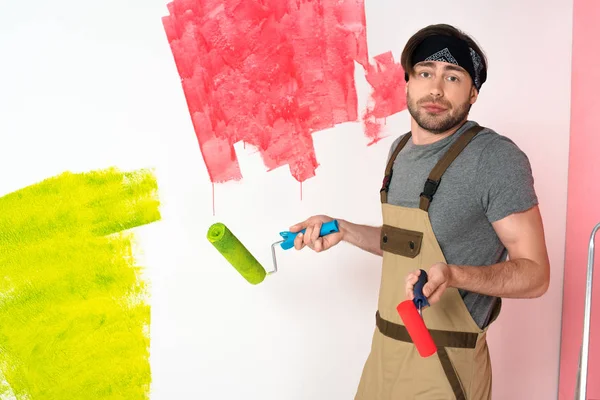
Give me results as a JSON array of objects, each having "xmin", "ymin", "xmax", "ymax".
[
  {"xmin": 380, "ymin": 133, "xmax": 411, "ymax": 203},
  {"xmin": 419, "ymin": 124, "xmax": 484, "ymax": 211}
]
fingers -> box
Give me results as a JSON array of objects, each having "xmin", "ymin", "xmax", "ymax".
[
  {"xmin": 289, "ymin": 217, "xmax": 310, "ymax": 234},
  {"xmin": 293, "ymin": 232, "xmax": 305, "ymax": 250},
  {"xmin": 292, "ymin": 222, "xmax": 319, "ymax": 251},
  {"xmin": 404, "ymin": 269, "xmax": 420, "ymax": 300},
  {"xmin": 303, "ymin": 224, "xmax": 314, "ymax": 247},
  {"xmin": 312, "ymin": 237, "xmax": 324, "ymax": 252},
  {"xmin": 422, "ymin": 281, "xmax": 437, "ymax": 299},
  {"xmin": 309, "ymin": 221, "xmax": 322, "ymax": 246},
  {"xmin": 405, "ymin": 264, "xmax": 450, "ymax": 305},
  {"xmin": 321, "ymin": 234, "xmax": 340, "ymax": 252},
  {"xmin": 290, "ymin": 216, "xmax": 334, "ymax": 252},
  {"xmin": 291, "ymin": 218, "xmax": 308, "ymax": 250},
  {"xmin": 421, "ymin": 265, "xmax": 449, "ymax": 304},
  {"xmin": 422, "ymin": 271, "xmax": 439, "ymax": 298},
  {"xmin": 425, "ymin": 284, "xmax": 444, "ymax": 304},
  {"xmin": 301, "ymin": 221, "xmax": 322, "ymax": 250},
  {"xmin": 425, "ymin": 280, "xmax": 447, "ymax": 304},
  {"xmin": 289, "ymin": 222, "xmax": 306, "ymax": 233},
  {"xmin": 422, "ymin": 266, "xmax": 444, "ymax": 298}
]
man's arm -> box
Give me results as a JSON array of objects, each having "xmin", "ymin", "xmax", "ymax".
[
  {"xmin": 406, "ymin": 138, "xmax": 550, "ymax": 303},
  {"xmin": 447, "ymin": 205, "xmax": 550, "ymax": 298},
  {"xmin": 339, "ymin": 219, "xmax": 383, "ymax": 257},
  {"xmin": 407, "ymin": 205, "xmax": 550, "ymax": 304}
]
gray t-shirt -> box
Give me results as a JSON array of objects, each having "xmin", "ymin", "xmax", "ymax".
[{"xmin": 385, "ymin": 120, "xmax": 538, "ymax": 329}]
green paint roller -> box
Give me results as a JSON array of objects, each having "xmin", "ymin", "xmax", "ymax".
[
  {"xmin": 207, "ymin": 220, "xmax": 340, "ymax": 285},
  {"xmin": 207, "ymin": 222, "xmax": 267, "ymax": 285}
]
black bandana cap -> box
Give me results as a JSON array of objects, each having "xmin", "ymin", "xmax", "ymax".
[{"xmin": 405, "ymin": 35, "xmax": 486, "ymax": 91}]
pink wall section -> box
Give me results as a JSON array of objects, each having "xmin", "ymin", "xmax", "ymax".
[{"xmin": 559, "ymin": 0, "xmax": 600, "ymax": 398}]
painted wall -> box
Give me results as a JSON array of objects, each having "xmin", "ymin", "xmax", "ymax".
[
  {"xmin": 558, "ymin": 0, "xmax": 600, "ymax": 398},
  {"xmin": 0, "ymin": 0, "xmax": 573, "ymax": 399}
]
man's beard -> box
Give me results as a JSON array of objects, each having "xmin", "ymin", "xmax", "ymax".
[{"xmin": 407, "ymin": 92, "xmax": 470, "ymax": 134}]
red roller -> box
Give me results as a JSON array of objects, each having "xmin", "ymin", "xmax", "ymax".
[{"xmin": 396, "ymin": 269, "xmax": 437, "ymax": 357}]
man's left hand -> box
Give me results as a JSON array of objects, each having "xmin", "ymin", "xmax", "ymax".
[{"xmin": 405, "ymin": 262, "xmax": 452, "ymax": 305}]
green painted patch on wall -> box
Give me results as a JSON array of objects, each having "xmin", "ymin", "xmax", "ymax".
[{"xmin": 0, "ymin": 167, "xmax": 161, "ymax": 399}]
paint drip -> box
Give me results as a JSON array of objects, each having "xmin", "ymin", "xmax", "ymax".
[{"xmin": 0, "ymin": 167, "xmax": 161, "ymax": 399}]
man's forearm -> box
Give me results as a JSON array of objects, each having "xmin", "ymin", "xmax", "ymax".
[
  {"xmin": 448, "ymin": 258, "xmax": 550, "ymax": 298},
  {"xmin": 338, "ymin": 219, "xmax": 383, "ymax": 257}
]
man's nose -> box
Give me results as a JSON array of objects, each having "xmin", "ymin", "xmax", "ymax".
[{"xmin": 429, "ymin": 77, "xmax": 444, "ymax": 97}]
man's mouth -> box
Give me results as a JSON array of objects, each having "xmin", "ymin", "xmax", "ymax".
[{"xmin": 421, "ymin": 103, "xmax": 448, "ymax": 113}]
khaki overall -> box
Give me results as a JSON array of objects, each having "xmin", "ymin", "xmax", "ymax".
[{"xmin": 355, "ymin": 124, "xmax": 501, "ymax": 400}]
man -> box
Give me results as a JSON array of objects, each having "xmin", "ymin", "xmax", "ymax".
[{"xmin": 289, "ymin": 24, "xmax": 550, "ymax": 399}]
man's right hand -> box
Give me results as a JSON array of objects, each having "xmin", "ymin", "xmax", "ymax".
[{"xmin": 288, "ymin": 215, "xmax": 344, "ymax": 252}]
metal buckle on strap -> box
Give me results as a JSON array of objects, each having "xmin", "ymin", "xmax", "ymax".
[
  {"xmin": 420, "ymin": 178, "xmax": 440, "ymax": 201},
  {"xmin": 380, "ymin": 173, "xmax": 392, "ymax": 193}
]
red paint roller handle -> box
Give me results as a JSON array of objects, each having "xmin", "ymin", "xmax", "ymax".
[
  {"xmin": 413, "ymin": 269, "xmax": 430, "ymax": 312},
  {"xmin": 396, "ymin": 269, "xmax": 437, "ymax": 357}
]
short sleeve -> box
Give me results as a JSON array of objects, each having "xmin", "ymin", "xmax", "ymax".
[{"xmin": 478, "ymin": 136, "xmax": 539, "ymax": 223}]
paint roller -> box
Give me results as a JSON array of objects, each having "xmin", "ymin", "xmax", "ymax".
[
  {"xmin": 207, "ymin": 220, "xmax": 340, "ymax": 285},
  {"xmin": 396, "ymin": 269, "xmax": 438, "ymax": 357}
]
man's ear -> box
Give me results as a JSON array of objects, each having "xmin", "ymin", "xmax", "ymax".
[{"xmin": 470, "ymin": 85, "xmax": 478, "ymax": 105}]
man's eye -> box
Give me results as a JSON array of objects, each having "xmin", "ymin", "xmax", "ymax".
[
  {"xmin": 447, "ymin": 76, "xmax": 459, "ymax": 82},
  {"xmin": 419, "ymin": 72, "xmax": 430, "ymax": 78}
]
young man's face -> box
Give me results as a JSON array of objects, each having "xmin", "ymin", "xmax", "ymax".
[{"xmin": 406, "ymin": 61, "xmax": 478, "ymax": 134}]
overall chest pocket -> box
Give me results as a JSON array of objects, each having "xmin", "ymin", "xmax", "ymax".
[{"xmin": 380, "ymin": 225, "xmax": 423, "ymax": 258}]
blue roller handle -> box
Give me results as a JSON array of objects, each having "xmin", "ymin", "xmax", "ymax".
[
  {"xmin": 413, "ymin": 269, "xmax": 430, "ymax": 309},
  {"xmin": 279, "ymin": 220, "xmax": 340, "ymax": 250}
]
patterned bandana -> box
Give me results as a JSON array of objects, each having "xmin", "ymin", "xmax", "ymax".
[{"xmin": 406, "ymin": 35, "xmax": 486, "ymax": 91}]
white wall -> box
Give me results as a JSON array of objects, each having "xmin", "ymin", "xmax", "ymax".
[{"xmin": 0, "ymin": 0, "xmax": 572, "ymax": 399}]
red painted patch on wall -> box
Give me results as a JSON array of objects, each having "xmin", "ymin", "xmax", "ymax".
[
  {"xmin": 363, "ymin": 51, "xmax": 408, "ymax": 144},
  {"xmin": 162, "ymin": 0, "xmax": 406, "ymax": 183}
]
